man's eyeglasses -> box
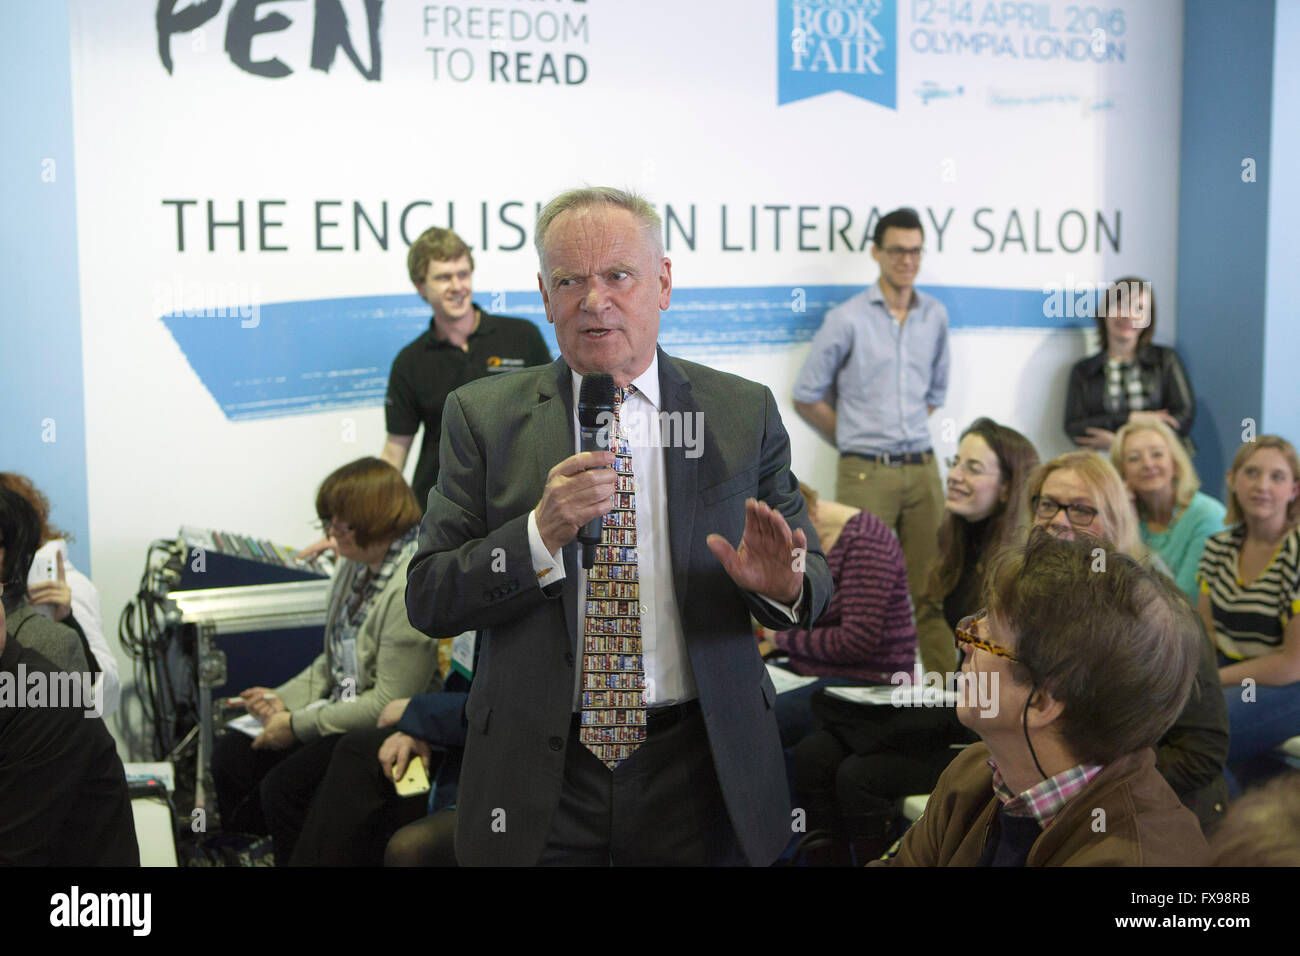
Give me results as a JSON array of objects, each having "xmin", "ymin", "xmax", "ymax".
[
  {"xmin": 1031, "ymin": 495, "xmax": 1098, "ymax": 527},
  {"xmin": 316, "ymin": 516, "xmax": 353, "ymax": 536},
  {"xmin": 954, "ymin": 610, "xmax": 1021, "ymax": 663},
  {"xmin": 945, "ymin": 455, "xmax": 994, "ymax": 478},
  {"xmin": 880, "ymin": 246, "xmax": 924, "ymax": 261}
]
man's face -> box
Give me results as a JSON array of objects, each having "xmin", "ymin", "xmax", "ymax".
[
  {"xmin": 956, "ymin": 610, "xmax": 1032, "ymax": 742},
  {"xmin": 416, "ymin": 255, "xmax": 475, "ymax": 326},
  {"xmin": 871, "ymin": 226, "xmax": 924, "ymax": 291},
  {"xmin": 538, "ymin": 205, "xmax": 671, "ymax": 386}
]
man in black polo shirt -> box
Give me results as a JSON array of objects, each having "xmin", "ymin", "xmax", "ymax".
[{"xmin": 384, "ymin": 227, "xmax": 552, "ymax": 511}]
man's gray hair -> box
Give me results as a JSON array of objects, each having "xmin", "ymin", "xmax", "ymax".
[{"xmin": 534, "ymin": 187, "xmax": 664, "ymax": 260}]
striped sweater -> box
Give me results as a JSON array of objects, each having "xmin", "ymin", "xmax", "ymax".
[
  {"xmin": 774, "ymin": 509, "xmax": 917, "ymax": 682},
  {"xmin": 1197, "ymin": 524, "xmax": 1300, "ymax": 660}
]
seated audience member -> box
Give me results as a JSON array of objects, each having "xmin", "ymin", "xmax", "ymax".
[
  {"xmin": 0, "ymin": 488, "xmax": 90, "ymax": 675},
  {"xmin": 0, "ymin": 561, "xmax": 137, "ymax": 868},
  {"xmin": 1064, "ymin": 277, "xmax": 1195, "ymax": 453},
  {"xmin": 1210, "ymin": 771, "xmax": 1300, "ymax": 866},
  {"xmin": 1197, "ymin": 435, "xmax": 1300, "ymax": 790},
  {"xmin": 1025, "ymin": 452, "xmax": 1228, "ymax": 827},
  {"xmin": 289, "ymin": 684, "xmax": 468, "ymax": 866},
  {"xmin": 761, "ymin": 482, "xmax": 916, "ymax": 749},
  {"xmin": 793, "ymin": 418, "xmax": 1038, "ymax": 864},
  {"xmin": 1110, "ymin": 421, "xmax": 1225, "ymax": 606},
  {"xmin": 875, "ymin": 531, "xmax": 1209, "ymax": 866},
  {"xmin": 211, "ymin": 458, "xmax": 442, "ymax": 864},
  {"xmin": 0, "ymin": 472, "xmax": 119, "ymax": 719}
]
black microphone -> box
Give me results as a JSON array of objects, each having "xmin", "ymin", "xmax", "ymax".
[{"xmin": 577, "ymin": 372, "xmax": 617, "ymax": 569}]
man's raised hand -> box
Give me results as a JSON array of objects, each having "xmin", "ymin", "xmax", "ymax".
[{"xmin": 707, "ymin": 498, "xmax": 805, "ymax": 605}]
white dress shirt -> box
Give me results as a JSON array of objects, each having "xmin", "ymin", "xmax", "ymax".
[{"xmin": 526, "ymin": 354, "xmax": 800, "ymax": 707}]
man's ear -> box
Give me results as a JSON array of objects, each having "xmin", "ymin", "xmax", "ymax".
[
  {"xmin": 1025, "ymin": 686, "xmax": 1065, "ymax": 731},
  {"xmin": 537, "ymin": 273, "xmax": 554, "ymax": 324}
]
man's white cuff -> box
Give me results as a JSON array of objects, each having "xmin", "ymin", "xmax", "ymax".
[{"xmin": 527, "ymin": 509, "xmax": 565, "ymax": 589}]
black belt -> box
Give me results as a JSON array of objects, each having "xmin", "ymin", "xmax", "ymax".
[
  {"xmin": 841, "ymin": 449, "xmax": 933, "ymax": 466},
  {"xmin": 571, "ymin": 698, "xmax": 700, "ymax": 735},
  {"xmin": 646, "ymin": 698, "xmax": 700, "ymax": 733}
]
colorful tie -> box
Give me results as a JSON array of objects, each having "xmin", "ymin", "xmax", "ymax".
[{"xmin": 579, "ymin": 385, "xmax": 646, "ymax": 770}]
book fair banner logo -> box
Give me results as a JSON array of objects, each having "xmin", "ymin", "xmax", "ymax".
[{"xmin": 778, "ymin": 0, "xmax": 897, "ymax": 108}]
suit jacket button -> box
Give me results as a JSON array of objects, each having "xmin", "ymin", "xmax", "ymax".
[
  {"xmin": 564, "ymin": 651, "xmax": 574, "ymax": 666},
  {"xmin": 549, "ymin": 736, "xmax": 564, "ymax": 751}
]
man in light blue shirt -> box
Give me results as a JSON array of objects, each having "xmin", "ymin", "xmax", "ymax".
[{"xmin": 793, "ymin": 208, "xmax": 950, "ymax": 671}]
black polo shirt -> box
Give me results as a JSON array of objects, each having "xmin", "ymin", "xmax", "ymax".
[{"xmin": 386, "ymin": 306, "xmax": 552, "ymax": 510}]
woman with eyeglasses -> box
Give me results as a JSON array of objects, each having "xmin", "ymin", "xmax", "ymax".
[
  {"xmin": 1024, "ymin": 451, "xmax": 1228, "ymax": 827},
  {"xmin": 1064, "ymin": 277, "xmax": 1196, "ymax": 454},
  {"xmin": 1196, "ymin": 436, "xmax": 1300, "ymax": 792},
  {"xmin": 211, "ymin": 457, "xmax": 443, "ymax": 864},
  {"xmin": 793, "ymin": 418, "xmax": 1038, "ymax": 865},
  {"xmin": 1109, "ymin": 420, "xmax": 1226, "ymax": 606}
]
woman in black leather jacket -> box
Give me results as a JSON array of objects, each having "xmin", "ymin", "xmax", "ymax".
[{"xmin": 1064, "ymin": 276, "xmax": 1196, "ymax": 454}]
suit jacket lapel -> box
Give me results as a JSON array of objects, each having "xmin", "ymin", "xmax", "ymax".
[
  {"xmin": 659, "ymin": 349, "xmax": 699, "ymax": 617},
  {"xmin": 532, "ymin": 358, "xmax": 579, "ymax": 649}
]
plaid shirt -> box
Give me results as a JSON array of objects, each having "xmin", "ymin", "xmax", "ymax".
[
  {"xmin": 988, "ymin": 759, "xmax": 1103, "ymax": 830},
  {"xmin": 1104, "ymin": 358, "xmax": 1147, "ymax": 417}
]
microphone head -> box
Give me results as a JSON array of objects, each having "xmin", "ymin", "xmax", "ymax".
[{"xmin": 577, "ymin": 372, "xmax": 617, "ymax": 428}]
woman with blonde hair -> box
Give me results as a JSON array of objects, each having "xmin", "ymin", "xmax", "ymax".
[
  {"xmin": 1110, "ymin": 420, "xmax": 1226, "ymax": 605},
  {"xmin": 1197, "ymin": 435, "xmax": 1300, "ymax": 789}
]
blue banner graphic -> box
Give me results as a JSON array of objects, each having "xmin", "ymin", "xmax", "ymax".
[{"xmin": 161, "ymin": 285, "xmax": 1076, "ymax": 421}]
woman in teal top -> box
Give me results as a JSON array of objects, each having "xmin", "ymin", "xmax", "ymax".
[{"xmin": 1112, "ymin": 419, "xmax": 1225, "ymax": 605}]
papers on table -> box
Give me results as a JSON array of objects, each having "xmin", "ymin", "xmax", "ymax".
[
  {"xmin": 824, "ymin": 684, "xmax": 958, "ymax": 707},
  {"xmin": 765, "ymin": 663, "xmax": 820, "ymax": 695}
]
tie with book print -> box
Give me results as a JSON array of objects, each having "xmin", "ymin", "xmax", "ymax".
[{"xmin": 579, "ymin": 385, "xmax": 647, "ymax": 770}]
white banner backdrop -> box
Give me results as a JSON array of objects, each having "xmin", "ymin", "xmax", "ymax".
[{"xmin": 68, "ymin": 0, "xmax": 1182, "ymax": 752}]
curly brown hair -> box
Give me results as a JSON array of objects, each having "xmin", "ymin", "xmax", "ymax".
[{"xmin": 0, "ymin": 473, "xmax": 72, "ymax": 546}]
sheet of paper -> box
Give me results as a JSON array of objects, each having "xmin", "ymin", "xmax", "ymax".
[
  {"xmin": 226, "ymin": 713, "xmax": 264, "ymax": 738},
  {"xmin": 824, "ymin": 685, "xmax": 957, "ymax": 707},
  {"xmin": 765, "ymin": 663, "xmax": 820, "ymax": 695}
]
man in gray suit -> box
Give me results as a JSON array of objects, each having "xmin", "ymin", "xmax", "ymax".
[{"xmin": 406, "ymin": 187, "xmax": 832, "ymax": 865}]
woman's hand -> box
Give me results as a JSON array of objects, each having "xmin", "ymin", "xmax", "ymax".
[
  {"xmin": 251, "ymin": 711, "xmax": 296, "ymax": 750},
  {"xmin": 239, "ymin": 686, "xmax": 286, "ymax": 722},
  {"xmin": 379, "ymin": 731, "xmax": 431, "ymax": 782}
]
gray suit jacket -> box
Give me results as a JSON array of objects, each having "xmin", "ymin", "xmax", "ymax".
[{"xmin": 406, "ymin": 349, "xmax": 832, "ymax": 865}]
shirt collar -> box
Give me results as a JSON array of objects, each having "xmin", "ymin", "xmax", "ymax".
[
  {"xmin": 987, "ymin": 758, "xmax": 1104, "ymax": 830},
  {"xmin": 866, "ymin": 280, "xmax": 919, "ymax": 314},
  {"xmin": 425, "ymin": 305, "xmax": 485, "ymax": 349},
  {"xmin": 568, "ymin": 352, "xmax": 661, "ymax": 411}
]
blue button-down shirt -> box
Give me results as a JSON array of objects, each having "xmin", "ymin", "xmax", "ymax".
[{"xmin": 793, "ymin": 283, "xmax": 949, "ymax": 454}]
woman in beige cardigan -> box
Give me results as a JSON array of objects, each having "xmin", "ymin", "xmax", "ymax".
[{"xmin": 211, "ymin": 458, "xmax": 442, "ymax": 864}]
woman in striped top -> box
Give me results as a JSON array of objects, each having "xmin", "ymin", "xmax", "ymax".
[
  {"xmin": 766, "ymin": 482, "xmax": 917, "ymax": 749},
  {"xmin": 1197, "ymin": 435, "xmax": 1300, "ymax": 785}
]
